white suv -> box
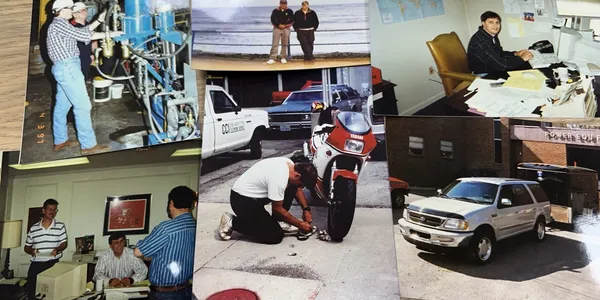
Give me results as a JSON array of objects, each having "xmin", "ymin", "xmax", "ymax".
[{"xmin": 398, "ymin": 177, "xmax": 552, "ymax": 264}]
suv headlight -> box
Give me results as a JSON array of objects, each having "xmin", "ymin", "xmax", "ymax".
[
  {"xmin": 344, "ymin": 139, "xmax": 364, "ymax": 153},
  {"xmin": 443, "ymin": 218, "xmax": 469, "ymax": 230}
]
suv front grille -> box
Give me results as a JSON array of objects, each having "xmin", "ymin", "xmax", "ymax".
[
  {"xmin": 270, "ymin": 114, "xmax": 303, "ymax": 122},
  {"xmin": 408, "ymin": 211, "xmax": 443, "ymax": 227}
]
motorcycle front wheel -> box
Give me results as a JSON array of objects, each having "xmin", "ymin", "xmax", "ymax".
[{"xmin": 327, "ymin": 177, "xmax": 357, "ymax": 241}]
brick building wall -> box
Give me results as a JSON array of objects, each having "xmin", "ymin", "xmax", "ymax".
[
  {"xmin": 521, "ymin": 141, "xmax": 567, "ymax": 165},
  {"xmin": 384, "ymin": 117, "xmax": 584, "ymax": 188},
  {"xmin": 385, "ymin": 117, "xmax": 468, "ymax": 187}
]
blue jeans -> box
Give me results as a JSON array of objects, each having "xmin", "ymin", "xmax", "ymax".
[
  {"xmin": 51, "ymin": 56, "xmax": 98, "ymax": 149},
  {"xmin": 149, "ymin": 286, "xmax": 192, "ymax": 300}
]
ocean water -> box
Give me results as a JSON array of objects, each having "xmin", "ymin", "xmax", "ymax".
[{"xmin": 192, "ymin": 4, "xmax": 370, "ymax": 56}]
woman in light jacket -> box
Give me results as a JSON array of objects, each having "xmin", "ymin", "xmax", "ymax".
[{"xmin": 293, "ymin": 1, "xmax": 319, "ymax": 61}]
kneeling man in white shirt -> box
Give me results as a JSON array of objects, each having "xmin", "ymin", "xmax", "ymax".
[{"xmin": 93, "ymin": 233, "xmax": 148, "ymax": 287}]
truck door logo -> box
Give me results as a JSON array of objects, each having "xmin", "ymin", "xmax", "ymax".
[{"xmin": 222, "ymin": 121, "xmax": 245, "ymax": 134}]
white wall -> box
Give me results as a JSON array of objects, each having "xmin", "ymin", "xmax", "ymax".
[
  {"xmin": 369, "ymin": 0, "xmax": 471, "ymax": 115},
  {"xmin": 370, "ymin": 0, "xmax": 560, "ymax": 115},
  {"xmin": 7, "ymin": 162, "xmax": 199, "ymax": 278},
  {"xmin": 463, "ymin": 0, "xmax": 558, "ymax": 53}
]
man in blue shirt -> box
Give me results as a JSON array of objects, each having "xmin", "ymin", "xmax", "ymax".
[{"xmin": 134, "ymin": 186, "xmax": 197, "ymax": 299}]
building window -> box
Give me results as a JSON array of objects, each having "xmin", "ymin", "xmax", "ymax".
[
  {"xmin": 493, "ymin": 119, "xmax": 502, "ymax": 164},
  {"xmin": 409, "ymin": 136, "xmax": 424, "ymax": 156},
  {"xmin": 441, "ymin": 141, "xmax": 453, "ymax": 159}
]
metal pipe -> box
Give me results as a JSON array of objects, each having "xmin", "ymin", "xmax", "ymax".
[
  {"xmin": 94, "ymin": 49, "xmax": 135, "ymax": 80},
  {"xmin": 126, "ymin": 29, "xmax": 192, "ymax": 61}
]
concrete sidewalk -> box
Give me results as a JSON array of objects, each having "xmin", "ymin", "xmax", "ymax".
[{"xmin": 194, "ymin": 203, "xmax": 400, "ymax": 300}]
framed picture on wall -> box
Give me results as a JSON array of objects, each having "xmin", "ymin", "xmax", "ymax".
[
  {"xmin": 103, "ymin": 194, "xmax": 151, "ymax": 236},
  {"xmin": 26, "ymin": 207, "xmax": 43, "ymax": 232}
]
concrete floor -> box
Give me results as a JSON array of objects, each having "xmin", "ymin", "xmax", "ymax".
[
  {"xmin": 194, "ymin": 134, "xmax": 400, "ymax": 300},
  {"xmin": 21, "ymin": 74, "xmax": 149, "ymax": 164},
  {"xmin": 395, "ymin": 192, "xmax": 600, "ymax": 300}
]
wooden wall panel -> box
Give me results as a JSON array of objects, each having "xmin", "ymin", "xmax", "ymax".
[{"xmin": 0, "ymin": 0, "xmax": 32, "ymax": 151}]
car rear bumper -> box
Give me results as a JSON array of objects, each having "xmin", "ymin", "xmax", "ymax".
[{"xmin": 398, "ymin": 218, "xmax": 473, "ymax": 249}]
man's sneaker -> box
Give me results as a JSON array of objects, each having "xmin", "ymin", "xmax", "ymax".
[
  {"xmin": 267, "ymin": 59, "xmax": 276, "ymax": 64},
  {"xmin": 279, "ymin": 221, "xmax": 299, "ymax": 235},
  {"xmin": 219, "ymin": 212, "xmax": 234, "ymax": 240},
  {"xmin": 281, "ymin": 59, "xmax": 287, "ymax": 64}
]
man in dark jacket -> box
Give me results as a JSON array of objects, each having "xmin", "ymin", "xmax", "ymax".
[
  {"xmin": 268, "ymin": 0, "xmax": 294, "ymax": 65},
  {"xmin": 70, "ymin": 2, "xmax": 97, "ymax": 82},
  {"xmin": 293, "ymin": 1, "xmax": 319, "ymax": 61},
  {"xmin": 467, "ymin": 11, "xmax": 533, "ymax": 75}
]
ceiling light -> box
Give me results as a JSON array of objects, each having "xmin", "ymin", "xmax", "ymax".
[
  {"xmin": 170, "ymin": 148, "xmax": 202, "ymax": 157},
  {"xmin": 9, "ymin": 157, "xmax": 90, "ymax": 170}
]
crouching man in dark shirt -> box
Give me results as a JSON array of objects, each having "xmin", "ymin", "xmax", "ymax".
[{"xmin": 467, "ymin": 11, "xmax": 533, "ymax": 75}]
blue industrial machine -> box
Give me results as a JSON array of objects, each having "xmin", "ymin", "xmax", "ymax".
[{"xmin": 92, "ymin": 0, "xmax": 200, "ymax": 145}]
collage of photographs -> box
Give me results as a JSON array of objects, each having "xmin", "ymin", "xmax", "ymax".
[{"xmin": 0, "ymin": 0, "xmax": 599, "ymax": 300}]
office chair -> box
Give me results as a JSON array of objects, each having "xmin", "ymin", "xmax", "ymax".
[{"xmin": 426, "ymin": 32, "xmax": 477, "ymax": 97}]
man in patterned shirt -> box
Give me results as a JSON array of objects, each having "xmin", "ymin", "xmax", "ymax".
[
  {"xmin": 23, "ymin": 199, "xmax": 67, "ymax": 300},
  {"xmin": 47, "ymin": 0, "xmax": 110, "ymax": 155},
  {"xmin": 467, "ymin": 11, "xmax": 533, "ymax": 75},
  {"xmin": 134, "ymin": 186, "xmax": 197, "ymax": 300},
  {"xmin": 93, "ymin": 233, "xmax": 148, "ymax": 288}
]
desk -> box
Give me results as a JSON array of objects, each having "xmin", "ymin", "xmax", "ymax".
[{"xmin": 439, "ymin": 73, "xmax": 598, "ymax": 118}]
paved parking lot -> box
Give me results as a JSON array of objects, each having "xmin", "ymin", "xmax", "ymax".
[{"xmin": 394, "ymin": 192, "xmax": 600, "ymax": 300}]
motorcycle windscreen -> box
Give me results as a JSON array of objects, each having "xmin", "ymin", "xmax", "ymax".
[{"xmin": 335, "ymin": 111, "xmax": 371, "ymax": 135}]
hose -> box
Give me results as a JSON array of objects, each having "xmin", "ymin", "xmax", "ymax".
[{"xmin": 126, "ymin": 29, "xmax": 192, "ymax": 61}]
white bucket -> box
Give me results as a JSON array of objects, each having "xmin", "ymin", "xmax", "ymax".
[
  {"xmin": 111, "ymin": 83, "xmax": 125, "ymax": 99},
  {"xmin": 93, "ymin": 78, "xmax": 113, "ymax": 103}
]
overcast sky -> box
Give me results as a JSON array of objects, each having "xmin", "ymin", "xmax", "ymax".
[{"xmin": 192, "ymin": 0, "xmax": 366, "ymax": 9}]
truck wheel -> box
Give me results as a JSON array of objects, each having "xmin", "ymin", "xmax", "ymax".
[
  {"xmin": 467, "ymin": 228, "xmax": 495, "ymax": 265},
  {"xmin": 249, "ymin": 130, "xmax": 263, "ymax": 159},
  {"xmin": 533, "ymin": 217, "xmax": 546, "ymax": 242},
  {"xmin": 391, "ymin": 189, "xmax": 406, "ymax": 209}
]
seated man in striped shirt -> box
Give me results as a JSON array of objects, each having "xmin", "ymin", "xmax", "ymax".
[
  {"xmin": 23, "ymin": 199, "xmax": 67, "ymax": 300},
  {"xmin": 134, "ymin": 186, "xmax": 197, "ymax": 299},
  {"xmin": 93, "ymin": 233, "xmax": 148, "ymax": 288}
]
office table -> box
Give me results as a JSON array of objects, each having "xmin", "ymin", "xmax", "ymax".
[{"xmin": 440, "ymin": 71, "xmax": 599, "ymax": 118}]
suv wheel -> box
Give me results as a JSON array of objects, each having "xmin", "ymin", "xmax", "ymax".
[
  {"xmin": 533, "ymin": 217, "xmax": 546, "ymax": 242},
  {"xmin": 467, "ymin": 229, "xmax": 494, "ymax": 265}
]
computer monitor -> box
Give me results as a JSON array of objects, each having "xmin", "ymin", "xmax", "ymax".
[
  {"xmin": 554, "ymin": 0, "xmax": 600, "ymax": 18},
  {"xmin": 36, "ymin": 261, "xmax": 88, "ymax": 300}
]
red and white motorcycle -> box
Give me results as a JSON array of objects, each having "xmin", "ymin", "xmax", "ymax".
[{"xmin": 302, "ymin": 109, "xmax": 377, "ymax": 241}]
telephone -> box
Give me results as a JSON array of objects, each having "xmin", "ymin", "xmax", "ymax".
[{"xmin": 529, "ymin": 40, "xmax": 555, "ymax": 54}]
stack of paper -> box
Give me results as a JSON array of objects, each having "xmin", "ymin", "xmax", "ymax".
[
  {"xmin": 464, "ymin": 87, "xmax": 546, "ymax": 117},
  {"xmin": 503, "ymin": 70, "xmax": 548, "ymax": 91},
  {"xmin": 467, "ymin": 77, "xmax": 506, "ymax": 91}
]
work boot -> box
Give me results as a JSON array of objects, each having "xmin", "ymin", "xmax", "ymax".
[
  {"xmin": 219, "ymin": 212, "xmax": 234, "ymax": 240},
  {"xmin": 81, "ymin": 144, "xmax": 111, "ymax": 156},
  {"xmin": 279, "ymin": 221, "xmax": 299, "ymax": 235},
  {"xmin": 53, "ymin": 140, "xmax": 80, "ymax": 151}
]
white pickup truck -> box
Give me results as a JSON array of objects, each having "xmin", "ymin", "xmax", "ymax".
[
  {"xmin": 398, "ymin": 177, "xmax": 552, "ymax": 264},
  {"xmin": 201, "ymin": 85, "xmax": 270, "ymax": 159}
]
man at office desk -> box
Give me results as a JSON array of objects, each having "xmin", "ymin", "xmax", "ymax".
[
  {"xmin": 467, "ymin": 11, "xmax": 534, "ymax": 75},
  {"xmin": 93, "ymin": 233, "xmax": 148, "ymax": 288}
]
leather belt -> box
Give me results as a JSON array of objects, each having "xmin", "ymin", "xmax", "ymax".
[{"xmin": 150, "ymin": 282, "xmax": 190, "ymax": 293}]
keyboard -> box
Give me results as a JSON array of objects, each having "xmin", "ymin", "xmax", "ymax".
[{"xmin": 528, "ymin": 49, "xmax": 561, "ymax": 68}]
